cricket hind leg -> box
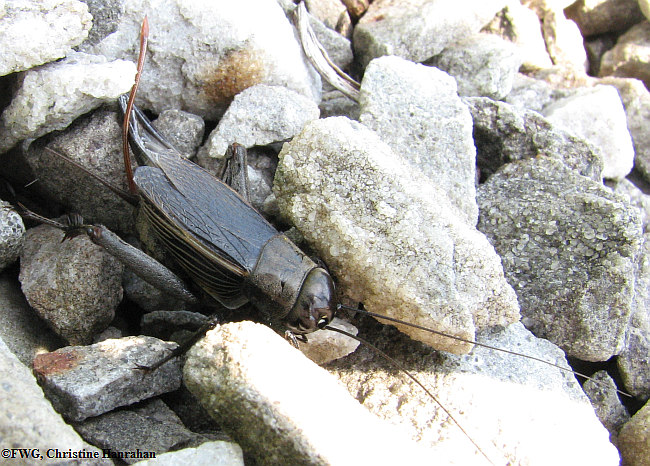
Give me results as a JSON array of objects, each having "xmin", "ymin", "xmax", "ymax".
[
  {"xmin": 137, "ymin": 314, "xmax": 221, "ymax": 372},
  {"xmin": 17, "ymin": 203, "xmax": 199, "ymax": 305},
  {"xmin": 218, "ymin": 143, "xmax": 252, "ymax": 203}
]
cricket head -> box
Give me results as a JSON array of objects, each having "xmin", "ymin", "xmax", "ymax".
[{"xmin": 285, "ymin": 267, "xmax": 336, "ymax": 334}]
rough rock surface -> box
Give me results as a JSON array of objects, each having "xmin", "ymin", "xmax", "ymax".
[
  {"xmin": 617, "ymin": 232, "xmax": 650, "ymax": 400},
  {"xmin": 478, "ymin": 157, "xmax": 642, "ymax": 361},
  {"xmin": 326, "ymin": 321, "xmax": 620, "ymax": 465},
  {"xmin": 428, "ymin": 33, "xmax": 522, "ymax": 100},
  {"xmin": 198, "ymin": 85, "xmax": 320, "ymax": 161},
  {"xmin": 542, "ymin": 9, "xmax": 588, "ymax": 70},
  {"xmin": 464, "ymin": 96, "xmax": 603, "ymax": 181},
  {"xmin": 353, "ymin": 0, "xmax": 508, "ymax": 68},
  {"xmin": 481, "ymin": 2, "xmax": 553, "ymax": 70},
  {"xmin": 297, "ymin": 317, "xmax": 360, "ymax": 365},
  {"xmin": 0, "ymin": 336, "xmax": 110, "ymax": 465},
  {"xmin": 88, "ymin": 0, "xmax": 321, "ymax": 119},
  {"xmin": 152, "ymin": 108, "xmax": 205, "ymax": 160},
  {"xmin": 599, "ymin": 21, "xmax": 650, "ymax": 89},
  {"xmin": 564, "ymin": 0, "xmax": 645, "ymax": 37},
  {"xmin": 0, "ymin": 200, "xmax": 24, "ymax": 272},
  {"xmin": 583, "ymin": 370, "xmax": 630, "ymax": 445},
  {"xmin": 359, "ymin": 56, "xmax": 478, "ymax": 225},
  {"xmin": 24, "ymin": 107, "xmax": 136, "ymax": 233},
  {"xmin": 542, "ymin": 85, "xmax": 635, "ymax": 180},
  {"xmin": 0, "ymin": 53, "xmax": 136, "ymax": 153},
  {"xmin": 0, "ymin": 275, "xmax": 62, "ymax": 366},
  {"xmin": 617, "ymin": 400, "xmax": 650, "ymax": 466},
  {"xmin": 19, "ymin": 225, "xmax": 123, "ymax": 345},
  {"xmin": 184, "ymin": 322, "xmax": 435, "ymax": 465},
  {"xmin": 73, "ymin": 399, "xmax": 206, "ymax": 464},
  {"xmin": 130, "ymin": 440, "xmax": 244, "ymax": 466},
  {"xmin": 33, "ymin": 336, "xmax": 182, "ymax": 422},
  {"xmin": 274, "ymin": 117, "xmax": 520, "ymax": 354},
  {"xmin": 0, "ymin": 0, "xmax": 92, "ymax": 75},
  {"xmin": 599, "ymin": 77, "xmax": 650, "ymax": 185}
]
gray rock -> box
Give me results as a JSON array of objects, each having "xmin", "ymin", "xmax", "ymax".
[
  {"xmin": 0, "ymin": 336, "xmax": 110, "ymax": 465},
  {"xmin": 583, "ymin": 370, "xmax": 630, "ymax": 445},
  {"xmin": 77, "ymin": 0, "xmax": 124, "ymax": 49},
  {"xmin": 0, "ymin": 0, "xmax": 92, "ymax": 75},
  {"xmin": 74, "ymin": 398, "xmax": 204, "ymax": 464},
  {"xmin": 608, "ymin": 178, "xmax": 650, "ymax": 232},
  {"xmin": 33, "ymin": 336, "xmax": 182, "ymax": 422},
  {"xmin": 481, "ymin": 3, "xmax": 553, "ymax": 71},
  {"xmin": 24, "ymin": 107, "xmax": 136, "ymax": 233},
  {"xmin": 141, "ymin": 310, "xmax": 209, "ymax": 341},
  {"xmin": 131, "ymin": 440, "xmax": 244, "ymax": 466},
  {"xmin": 617, "ymin": 233, "xmax": 650, "ymax": 400},
  {"xmin": 504, "ymin": 73, "xmax": 555, "ymax": 112},
  {"xmin": 617, "ymin": 400, "xmax": 650, "ymax": 466},
  {"xmin": 152, "ymin": 109, "xmax": 205, "ymax": 160},
  {"xmin": 123, "ymin": 268, "xmax": 188, "ymax": 313},
  {"xmin": 184, "ymin": 321, "xmax": 435, "ymax": 465},
  {"xmin": 159, "ymin": 385, "xmax": 221, "ymax": 435},
  {"xmin": 478, "ymin": 157, "xmax": 643, "ymax": 361},
  {"xmin": 599, "ymin": 77, "xmax": 650, "ymax": 187},
  {"xmin": 19, "ymin": 224, "xmax": 123, "ymax": 345},
  {"xmin": 0, "ymin": 200, "xmax": 24, "ymax": 271},
  {"xmin": 298, "ymin": 317, "xmax": 360, "ymax": 365},
  {"xmin": 599, "ymin": 21, "xmax": 650, "ymax": 90},
  {"xmin": 306, "ymin": 10, "xmax": 354, "ymax": 73},
  {"xmin": 89, "ymin": 0, "xmax": 321, "ymax": 119},
  {"xmin": 305, "ymin": 0, "xmax": 347, "ymax": 30},
  {"xmin": 274, "ymin": 117, "xmax": 520, "ymax": 355},
  {"xmin": 326, "ymin": 321, "xmax": 620, "ymax": 465},
  {"xmin": 359, "ymin": 56, "xmax": 478, "ymax": 225},
  {"xmin": 464, "ymin": 96, "xmax": 603, "ymax": 181},
  {"xmin": 0, "ymin": 52, "xmax": 136, "ymax": 153},
  {"xmin": 246, "ymin": 147, "xmax": 277, "ymax": 213},
  {"xmin": 93, "ymin": 326, "xmax": 123, "ymax": 343},
  {"xmin": 428, "ymin": 33, "xmax": 522, "ymax": 100},
  {"xmin": 564, "ymin": 0, "xmax": 645, "ymax": 37},
  {"xmin": 0, "ymin": 274, "xmax": 62, "ymax": 366},
  {"xmin": 353, "ymin": 0, "xmax": 507, "ymax": 68},
  {"xmin": 542, "ymin": 85, "xmax": 635, "ymax": 180},
  {"xmin": 198, "ymin": 85, "xmax": 320, "ymax": 161},
  {"xmin": 318, "ymin": 89, "xmax": 360, "ymax": 119},
  {"xmin": 541, "ymin": 9, "xmax": 588, "ymax": 71}
]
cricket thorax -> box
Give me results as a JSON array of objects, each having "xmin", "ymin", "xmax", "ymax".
[{"xmin": 247, "ymin": 234, "xmax": 319, "ymax": 321}]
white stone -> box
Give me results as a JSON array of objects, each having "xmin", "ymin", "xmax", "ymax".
[
  {"xmin": 89, "ymin": 0, "xmax": 321, "ymax": 119},
  {"xmin": 274, "ymin": 117, "xmax": 520, "ymax": 354},
  {"xmin": 0, "ymin": 0, "xmax": 92, "ymax": 76},
  {"xmin": 199, "ymin": 85, "xmax": 320, "ymax": 160},
  {"xmin": 354, "ymin": 0, "xmax": 508, "ymax": 68},
  {"xmin": 328, "ymin": 322, "xmax": 621, "ymax": 466},
  {"xmin": 359, "ymin": 56, "xmax": 478, "ymax": 225},
  {"xmin": 184, "ymin": 322, "xmax": 435, "ymax": 465},
  {"xmin": 543, "ymin": 85, "xmax": 635, "ymax": 180},
  {"xmin": 0, "ymin": 53, "xmax": 136, "ymax": 153}
]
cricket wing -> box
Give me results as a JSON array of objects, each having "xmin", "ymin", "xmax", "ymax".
[{"xmin": 135, "ymin": 166, "xmax": 276, "ymax": 308}]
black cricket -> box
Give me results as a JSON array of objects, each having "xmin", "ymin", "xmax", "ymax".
[{"xmin": 15, "ymin": 17, "xmax": 628, "ymax": 464}]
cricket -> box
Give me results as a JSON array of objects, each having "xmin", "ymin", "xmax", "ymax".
[{"xmin": 6, "ymin": 4, "xmax": 638, "ymax": 466}]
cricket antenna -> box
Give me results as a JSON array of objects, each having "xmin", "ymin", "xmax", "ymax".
[
  {"xmin": 336, "ymin": 304, "xmax": 632, "ymax": 399},
  {"xmin": 323, "ymin": 324, "xmax": 497, "ymax": 465}
]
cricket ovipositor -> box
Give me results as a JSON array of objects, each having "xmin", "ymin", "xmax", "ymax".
[{"xmin": 16, "ymin": 16, "xmax": 628, "ymax": 466}]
